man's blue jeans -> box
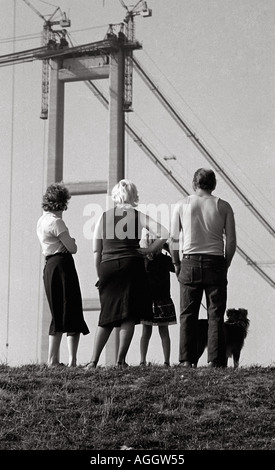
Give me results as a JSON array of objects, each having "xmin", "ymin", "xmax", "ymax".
[{"xmin": 178, "ymin": 255, "xmax": 228, "ymax": 366}]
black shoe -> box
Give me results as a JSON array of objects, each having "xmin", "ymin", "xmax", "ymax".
[
  {"xmin": 208, "ymin": 361, "xmax": 225, "ymax": 368},
  {"xmin": 178, "ymin": 361, "xmax": 192, "ymax": 368},
  {"xmin": 84, "ymin": 361, "xmax": 97, "ymax": 370}
]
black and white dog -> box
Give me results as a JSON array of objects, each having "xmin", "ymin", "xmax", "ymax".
[{"xmin": 195, "ymin": 308, "xmax": 250, "ymax": 368}]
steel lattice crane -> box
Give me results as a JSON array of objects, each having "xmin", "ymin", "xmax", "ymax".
[
  {"xmin": 119, "ymin": 0, "xmax": 152, "ymax": 111},
  {"xmin": 22, "ymin": 0, "xmax": 71, "ymax": 119}
]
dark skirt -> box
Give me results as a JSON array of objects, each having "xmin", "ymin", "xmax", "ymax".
[
  {"xmin": 98, "ymin": 257, "xmax": 153, "ymax": 328},
  {"xmin": 141, "ymin": 297, "xmax": 177, "ymax": 326},
  {"xmin": 43, "ymin": 253, "xmax": 89, "ymax": 335}
]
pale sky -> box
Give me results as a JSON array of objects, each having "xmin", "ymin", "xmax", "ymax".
[{"xmin": 0, "ymin": 0, "xmax": 274, "ymax": 367}]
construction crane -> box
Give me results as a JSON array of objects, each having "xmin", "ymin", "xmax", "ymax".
[
  {"xmin": 22, "ymin": 0, "xmax": 71, "ymax": 119},
  {"xmin": 119, "ymin": 0, "xmax": 152, "ymax": 111}
]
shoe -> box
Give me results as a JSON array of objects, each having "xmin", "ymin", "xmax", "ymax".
[
  {"xmin": 47, "ymin": 362, "xmax": 66, "ymax": 368},
  {"xmin": 116, "ymin": 362, "xmax": 129, "ymax": 368},
  {"xmin": 208, "ymin": 361, "xmax": 225, "ymax": 368},
  {"xmin": 178, "ymin": 361, "xmax": 192, "ymax": 368},
  {"xmin": 84, "ymin": 361, "xmax": 97, "ymax": 370},
  {"xmin": 164, "ymin": 362, "xmax": 170, "ymax": 368}
]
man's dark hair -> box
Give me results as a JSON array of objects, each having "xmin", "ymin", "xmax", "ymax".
[{"xmin": 193, "ymin": 168, "xmax": 216, "ymax": 191}]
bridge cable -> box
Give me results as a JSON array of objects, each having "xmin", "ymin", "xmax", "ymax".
[
  {"xmin": 133, "ymin": 57, "xmax": 275, "ymax": 238},
  {"xmin": 84, "ymin": 79, "xmax": 275, "ymax": 289}
]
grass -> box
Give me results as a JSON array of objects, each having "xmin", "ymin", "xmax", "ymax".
[{"xmin": 0, "ymin": 363, "xmax": 275, "ymax": 452}]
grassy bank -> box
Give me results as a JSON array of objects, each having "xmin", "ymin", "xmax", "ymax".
[{"xmin": 0, "ymin": 364, "xmax": 275, "ymax": 451}]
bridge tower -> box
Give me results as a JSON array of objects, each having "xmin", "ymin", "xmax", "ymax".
[{"xmin": 38, "ymin": 35, "xmax": 142, "ymax": 364}]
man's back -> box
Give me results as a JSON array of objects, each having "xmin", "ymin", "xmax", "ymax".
[{"xmin": 179, "ymin": 194, "xmax": 225, "ymax": 255}]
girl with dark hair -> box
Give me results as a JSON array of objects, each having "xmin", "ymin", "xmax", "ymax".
[
  {"xmin": 37, "ymin": 183, "xmax": 89, "ymax": 367},
  {"xmin": 139, "ymin": 231, "xmax": 177, "ymax": 368}
]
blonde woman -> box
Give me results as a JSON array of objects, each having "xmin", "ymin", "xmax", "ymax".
[{"xmin": 86, "ymin": 179, "xmax": 169, "ymax": 368}]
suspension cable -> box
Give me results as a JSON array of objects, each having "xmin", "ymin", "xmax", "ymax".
[
  {"xmin": 133, "ymin": 57, "xmax": 275, "ymax": 238},
  {"xmin": 6, "ymin": 0, "xmax": 17, "ymax": 364},
  {"xmin": 85, "ymin": 79, "xmax": 275, "ymax": 288}
]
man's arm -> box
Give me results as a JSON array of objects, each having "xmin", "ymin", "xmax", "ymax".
[
  {"xmin": 169, "ymin": 202, "xmax": 182, "ymax": 276},
  {"xmin": 221, "ymin": 200, "xmax": 236, "ymax": 268}
]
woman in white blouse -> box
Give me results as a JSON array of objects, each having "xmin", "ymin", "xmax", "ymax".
[{"xmin": 37, "ymin": 183, "xmax": 89, "ymax": 367}]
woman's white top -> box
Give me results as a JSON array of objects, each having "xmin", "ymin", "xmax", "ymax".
[{"xmin": 37, "ymin": 211, "xmax": 68, "ymax": 256}]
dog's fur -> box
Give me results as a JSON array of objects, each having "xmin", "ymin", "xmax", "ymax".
[{"xmin": 195, "ymin": 308, "xmax": 250, "ymax": 368}]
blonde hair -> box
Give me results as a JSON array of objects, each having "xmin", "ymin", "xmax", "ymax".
[{"xmin": 111, "ymin": 179, "xmax": 139, "ymax": 207}]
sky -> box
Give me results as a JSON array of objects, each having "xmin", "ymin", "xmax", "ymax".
[{"xmin": 0, "ymin": 0, "xmax": 274, "ymax": 367}]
